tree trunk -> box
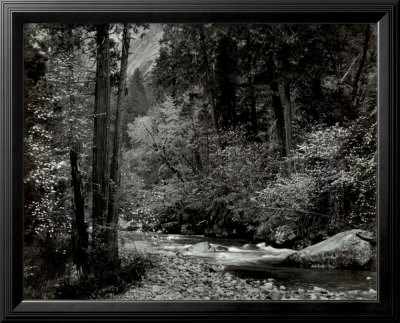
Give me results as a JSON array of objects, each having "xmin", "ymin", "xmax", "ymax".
[
  {"xmin": 352, "ymin": 24, "xmax": 370, "ymax": 107},
  {"xmin": 310, "ymin": 77, "xmax": 323, "ymax": 121},
  {"xmin": 70, "ymin": 148, "xmax": 89, "ymax": 276},
  {"xmin": 67, "ymin": 26, "xmax": 89, "ymax": 277},
  {"xmin": 198, "ymin": 25, "xmax": 221, "ymax": 147},
  {"xmin": 280, "ymin": 82, "xmax": 293, "ymax": 172},
  {"xmin": 108, "ymin": 24, "xmax": 130, "ymax": 261},
  {"xmin": 283, "ymin": 83, "xmax": 292, "ymax": 156},
  {"xmin": 246, "ymin": 31, "xmax": 258, "ymax": 137},
  {"xmin": 280, "ymin": 80, "xmax": 292, "ymax": 174},
  {"xmin": 92, "ymin": 23, "xmax": 113, "ymax": 278},
  {"xmin": 215, "ymin": 34, "xmax": 238, "ymax": 129},
  {"xmin": 267, "ymin": 54, "xmax": 287, "ymax": 157},
  {"xmin": 249, "ymin": 85, "xmax": 258, "ymax": 137}
]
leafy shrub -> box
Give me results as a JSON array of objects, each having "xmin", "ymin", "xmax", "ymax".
[
  {"xmin": 253, "ymin": 173, "xmax": 328, "ymax": 242},
  {"xmin": 335, "ymin": 114, "xmax": 377, "ymax": 229},
  {"xmin": 254, "ymin": 119, "xmax": 376, "ymax": 242}
]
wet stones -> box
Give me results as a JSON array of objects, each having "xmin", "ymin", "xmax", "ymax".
[{"xmin": 107, "ymin": 252, "xmax": 377, "ymax": 301}]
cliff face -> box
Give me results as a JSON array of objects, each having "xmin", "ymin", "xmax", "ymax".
[{"xmin": 127, "ymin": 24, "xmax": 163, "ymax": 77}]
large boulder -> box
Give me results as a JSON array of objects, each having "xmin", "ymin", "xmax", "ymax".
[{"xmin": 282, "ymin": 229, "xmax": 376, "ymax": 270}]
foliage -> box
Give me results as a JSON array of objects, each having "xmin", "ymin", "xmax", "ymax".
[
  {"xmin": 24, "ymin": 23, "xmax": 378, "ymax": 298},
  {"xmin": 53, "ymin": 251, "xmax": 155, "ymax": 299},
  {"xmin": 255, "ymin": 119, "xmax": 376, "ymax": 240}
]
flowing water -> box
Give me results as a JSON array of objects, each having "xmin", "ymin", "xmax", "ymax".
[{"xmin": 120, "ymin": 232, "xmax": 377, "ymax": 293}]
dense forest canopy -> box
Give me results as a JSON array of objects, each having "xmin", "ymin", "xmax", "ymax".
[{"xmin": 23, "ymin": 23, "xmax": 377, "ymax": 298}]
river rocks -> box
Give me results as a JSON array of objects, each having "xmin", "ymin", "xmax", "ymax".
[
  {"xmin": 106, "ymin": 249, "xmax": 377, "ymax": 301},
  {"xmin": 264, "ymin": 282, "xmax": 274, "ymax": 290},
  {"xmin": 184, "ymin": 242, "xmax": 229, "ymax": 253},
  {"xmin": 185, "ymin": 241, "xmax": 216, "ymax": 253},
  {"xmin": 152, "ymin": 285, "xmax": 162, "ymax": 293},
  {"xmin": 243, "ymin": 243, "xmax": 258, "ymax": 249},
  {"xmin": 215, "ymin": 245, "xmax": 229, "ymax": 251},
  {"xmin": 119, "ymin": 219, "xmax": 140, "ymax": 231},
  {"xmin": 208, "ymin": 265, "xmax": 224, "ymax": 273},
  {"xmin": 268, "ymin": 289, "xmax": 282, "ymax": 300},
  {"xmin": 282, "ymin": 229, "xmax": 375, "ymax": 270}
]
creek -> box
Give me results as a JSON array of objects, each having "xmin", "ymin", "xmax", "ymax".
[{"xmin": 120, "ymin": 232, "xmax": 377, "ymax": 293}]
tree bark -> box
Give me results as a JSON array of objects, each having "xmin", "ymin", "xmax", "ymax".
[
  {"xmin": 280, "ymin": 82, "xmax": 292, "ymax": 170},
  {"xmin": 92, "ymin": 23, "xmax": 113, "ymax": 278},
  {"xmin": 70, "ymin": 148, "xmax": 89, "ymax": 276},
  {"xmin": 107, "ymin": 24, "xmax": 130, "ymax": 261},
  {"xmin": 215, "ymin": 34, "xmax": 238, "ymax": 129},
  {"xmin": 198, "ymin": 25, "xmax": 222, "ymax": 147},
  {"xmin": 249, "ymin": 85, "xmax": 258, "ymax": 137},
  {"xmin": 267, "ymin": 54, "xmax": 287, "ymax": 157},
  {"xmin": 352, "ymin": 24, "xmax": 370, "ymax": 107},
  {"xmin": 246, "ymin": 30, "xmax": 258, "ymax": 137}
]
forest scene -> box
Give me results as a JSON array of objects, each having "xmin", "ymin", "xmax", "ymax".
[{"xmin": 24, "ymin": 23, "xmax": 378, "ymax": 301}]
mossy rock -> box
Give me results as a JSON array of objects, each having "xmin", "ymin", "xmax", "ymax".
[{"xmin": 282, "ymin": 229, "xmax": 376, "ymax": 270}]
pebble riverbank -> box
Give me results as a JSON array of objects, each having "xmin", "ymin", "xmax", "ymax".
[{"xmin": 108, "ymin": 253, "xmax": 377, "ymax": 301}]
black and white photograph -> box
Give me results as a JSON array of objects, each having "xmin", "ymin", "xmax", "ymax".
[{"xmin": 23, "ymin": 23, "xmax": 378, "ymax": 301}]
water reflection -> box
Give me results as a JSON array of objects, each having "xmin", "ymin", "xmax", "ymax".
[{"xmin": 120, "ymin": 231, "xmax": 377, "ymax": 292}]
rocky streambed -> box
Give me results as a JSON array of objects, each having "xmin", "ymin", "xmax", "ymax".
[
  {"xmin": 108, "ymin": 252, "xmax": 377, "ymax": 301},
  {"xmin": 109, "ymin": 229, "xmax": 377, "ymax": 301}
]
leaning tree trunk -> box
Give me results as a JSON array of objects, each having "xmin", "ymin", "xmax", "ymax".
[
  {"xmin": 92, "ymin": 23, "xmax": 114, "ymax": 280},
  {"xmin": 107, "ymin": 24, "xmax": 130, "ymax": 262}
]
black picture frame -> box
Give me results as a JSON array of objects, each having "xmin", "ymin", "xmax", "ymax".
[{"xmin": 0, "ymin": 0, "xmax": 398, "ymax": 322}]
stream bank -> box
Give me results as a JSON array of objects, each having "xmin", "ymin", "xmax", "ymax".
[
  {"xmin": 109, "ymin": 252, "xmax": 377, "ymax": 301},
  {"xmin": 113, "ymin": 232, "xmax": 377, "ymax": 300}
]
